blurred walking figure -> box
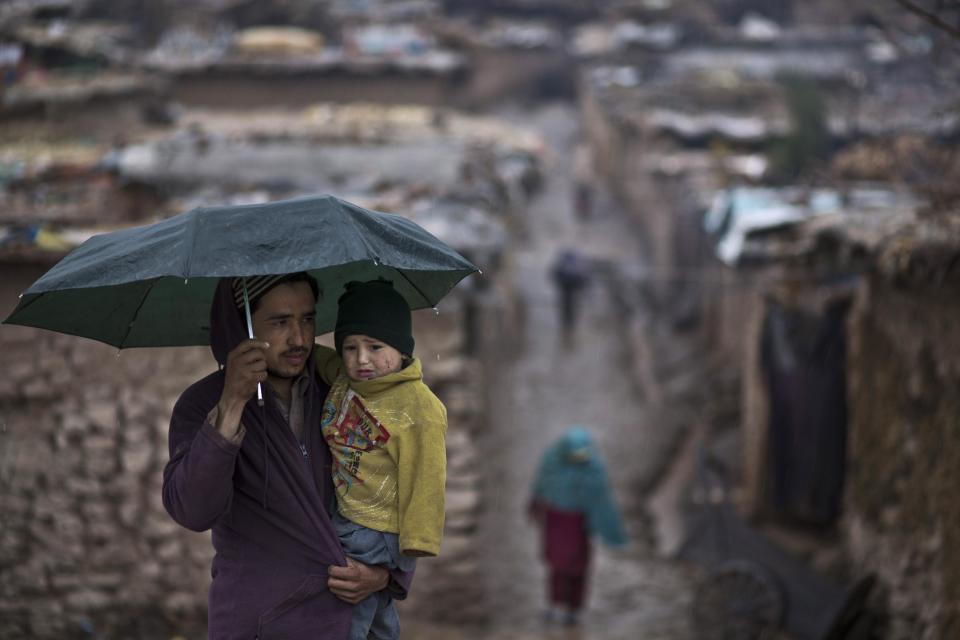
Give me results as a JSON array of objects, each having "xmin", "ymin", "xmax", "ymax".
[
  {"xmin": 528, "ymin": 426, "xmax": 627, "ymax": 626},
  {"xmin": 550, "ymin": 248, "xmax": 590, "ymax": 338}
]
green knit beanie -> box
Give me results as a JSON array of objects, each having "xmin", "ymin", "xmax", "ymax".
[{"xmin": 334, "ymin": 280, "xmax": 414, "ymax": 356}]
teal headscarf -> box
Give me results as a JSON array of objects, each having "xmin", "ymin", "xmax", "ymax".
[{"xmin": 531, "ymin": 426, "xmax": 627, "ymax": 547}]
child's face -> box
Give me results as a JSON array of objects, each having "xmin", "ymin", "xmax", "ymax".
[{"xmin": 341, "ymin": 334, "xmax": 404, "ymax": 381}]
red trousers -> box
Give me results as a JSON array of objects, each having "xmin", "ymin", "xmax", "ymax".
[
  {"xmin": 549, "ymin": 571, "xmax": 588, "ymax": 609},
  {"xmin": 541, "ymin": 507, "xmax": 590, "ymax": 610}
]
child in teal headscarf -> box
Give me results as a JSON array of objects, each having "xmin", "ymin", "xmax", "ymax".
[{"xmin": 528, "ymin": 426, "xmax": 626, "ymax": 626}]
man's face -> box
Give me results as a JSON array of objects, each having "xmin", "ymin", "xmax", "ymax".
[{"xmin": 251, "ymin": 281, "xmax": 317, "ymax": 382}]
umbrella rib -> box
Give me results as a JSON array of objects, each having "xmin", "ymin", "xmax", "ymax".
[
  {"xmin": 5, "ymin": 289, "xmax": 45, "ymax": 317},
  {"xmin": 116, "ymin": 278, "xmax": 159, "ymax": 349},
  {"xmin": 340, "ymin": 200, "xmax": 383, "ymax": 264},
  {"xmin": 394, "ymin": 269, "xmax": 434, "ymax": 307},
  {"xmin": 182, "ymin": 207, "xmax": 204, "ymax": 278}
]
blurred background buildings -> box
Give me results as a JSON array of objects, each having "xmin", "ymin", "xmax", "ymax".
[{"xmin": 1, "ymin": 1, "xmax": 958, "ymax": 638}]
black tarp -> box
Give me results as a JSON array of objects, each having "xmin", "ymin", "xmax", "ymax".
[{"xmin": 761, "ymin": 297, "xmax": 850, "ymax": 525}]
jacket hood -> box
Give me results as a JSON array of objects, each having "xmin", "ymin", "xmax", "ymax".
[
  {"xmin": 560, "ymin": 426, "xmax": 593, "ymax": 459},
  {"xmin": 210, "ymin": 278, "xmax": 248, "ymax": 365}
]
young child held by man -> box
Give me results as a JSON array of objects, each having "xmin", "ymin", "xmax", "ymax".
[{"xmin": 315, "ymin": 279, "xmax": 447, "ymax": 640}]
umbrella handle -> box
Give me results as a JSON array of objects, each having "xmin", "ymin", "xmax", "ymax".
[{"xmin": 242, "ymin": 279, "xmax": 265, "ymax": 407}]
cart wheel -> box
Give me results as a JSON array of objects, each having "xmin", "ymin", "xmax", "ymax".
[{"xmin": 692, "ymin": 560, "xmax": 785, "ymax": 640}]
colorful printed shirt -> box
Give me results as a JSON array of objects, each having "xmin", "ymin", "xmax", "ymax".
[{"xmin": 316, "ymin": 346, "xmax": 447, "ymax": 557}]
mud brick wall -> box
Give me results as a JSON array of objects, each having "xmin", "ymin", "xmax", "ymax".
[
  {"xmin": 579, "ymin": 83, "xmax": 715, "ymax": 321},
  {"xmin": 580, "ymin": 88, "xmax": 665, "ymax": 271},
  {"xmin": 844, "ymin": 280, "xmax": 960, "ymax": 639},
  {"xmin": 170, "ymin": 73, "xmax": 460, "ymax": 110},
  {"xmin": 457, "ymin": 47, "xmax": 565, "ymax": 109},
  {"xmin": 0, "ymin": 323, "xmax": 215, "ymax": 639}
]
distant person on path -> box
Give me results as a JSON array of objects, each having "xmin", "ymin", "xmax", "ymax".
[
  {"xmin": 163, "ymin": 275, "xmax": 413, "ymax": 640},
  {"xmin": 528, "ymin": 426, "xmax": 627, "ymax": 626},
  {"xmin": 550, "ymin": 248, "xmax": 590, "ymax": 337},
  {"xmin": 315, "ymin": 279, "xmax": 448, "ymax": 640}
]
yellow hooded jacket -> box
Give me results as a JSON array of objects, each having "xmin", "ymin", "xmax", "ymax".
[{"xmin": 316, "ymin": 345, "xmax": 447, "ymax": 557}]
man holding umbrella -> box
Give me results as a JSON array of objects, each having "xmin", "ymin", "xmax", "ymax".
[
  {"xmin": 163, "ymin": 273, "xmax": 411, "ymax": 640},
  {"xmin": 4, "ymin": 194, "xmax": 479, "ymax": 639}
]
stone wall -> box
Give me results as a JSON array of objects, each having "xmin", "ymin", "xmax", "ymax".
[
  {"xmin": 735, "ymin": 283, "xmax": 770, "ymax": 514},
  {"xmin": 170, "ymin": 71, "xmax": 463, "ymax": 110},
  {"xmin": 456, "ymin": 46, "xmax": 569, "ymax": 108},
  {"xmin": 579, "ymin": 81, "xmax": 716, "ymax": 322},
  {"xmin": 0, "ymin": 317, "xmax": 215, "ymax": 638},
  {"xmin": 844, "ymin": 279, "xmax": 960, "ymax": 639},
  {"xmin": 580, "ymin": 88, "xmax": 662, "ymax": 266},
  {"xmin": 1, "ymin": 97, "xmax": 162, "ymax": 141},
  {"xmin": 693, "ymin": 255, "xmax": 960, "ymax": 637}
]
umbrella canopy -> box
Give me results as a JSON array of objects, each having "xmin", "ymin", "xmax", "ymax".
[{"xmin": 3, "ymin": 194, "xmax": 479, "ymax": 348}]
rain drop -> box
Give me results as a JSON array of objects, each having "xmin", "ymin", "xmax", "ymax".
[
  {"xmin": 436, "ymin": 353, "xmax": 441, "ymax": 361},
  {"xmin": 184, "ymin": 278, "xmax": 189, "ymax": 284},
  {"xmin": 478, "ymin": 269, "xmax": 484, "ymax": 275},
  {"xmin": 18, "ymin": 293, "xmax": 22, "ymax": 299}
]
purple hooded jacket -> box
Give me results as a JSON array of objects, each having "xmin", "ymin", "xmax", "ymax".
[{"xmin": 162, "ymin": 279, "xmax": 411, "ymax": 640}]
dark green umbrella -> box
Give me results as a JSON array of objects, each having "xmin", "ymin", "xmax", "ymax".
[{"xmin": 3, "ymin": 194, "xmax": 479, "ymax": 348}]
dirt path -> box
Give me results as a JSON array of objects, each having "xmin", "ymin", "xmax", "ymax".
[{"xmin": 461, "ymin": 103, "xmax": 697, "ymax": 640}]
